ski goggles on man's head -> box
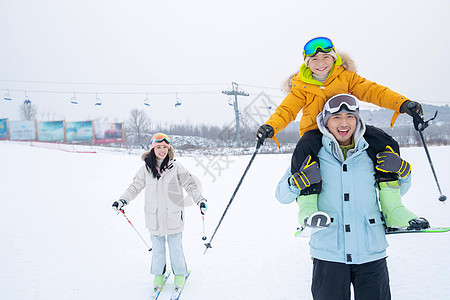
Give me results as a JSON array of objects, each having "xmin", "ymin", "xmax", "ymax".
[
  {"xmin": 324, "ymin": 94, "xmax": 359, "ymax": 114},
  {"xmin": 150, "ymin": 133, "xmax": 171, "ymax": 145},
  {"xmin": 303, "ymin": 37, "xmax": 335, "ymax": 58}
]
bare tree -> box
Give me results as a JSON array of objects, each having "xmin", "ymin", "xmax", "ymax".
[
  {"xmin": 39, "ymin": 111, "xmax": 65, "ymax": 121},
  {"xmin": 125, "ymin": 109, "xmax": 152, "ymax": 147},
  {"xmin": 19, "ymin": 101, "xmax": 38, "ymax": 120}
]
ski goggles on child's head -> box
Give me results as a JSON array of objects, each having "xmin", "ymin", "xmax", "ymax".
[
  {"xmin": 324, "ymin": 94, "xmax": 359, "ymax": 114},
  {"xmin": 303, "ymin": 37, "xmax": 335, "ymax": 58},
  {"xmin": 150, "ymin": 133, "xmax": 171, "ymax": 145}
]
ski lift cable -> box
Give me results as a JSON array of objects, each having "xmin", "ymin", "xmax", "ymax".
[
  {"xmin": 240, "ymin": 83, "xmax": 283, "ymax": 90},
  {"xmin": 2, "ymin": 85, "xmax": 449, "ymax": 106},
  {"xmin": 0, "ymin": 79, "xmax": 228, "ymax": 86},
  {"xmin": 0, "ymin": 79, "xmax": 279, "ymax": 90},
  {"xmin": 0, "ymin": 88, "xmax": 222, "ymax": 96},
  {"xmin": 2, "ymin": 80, "xmax": 449, "ymax": 105},
  {"xmin": 0, "ymin": 80, "xmax": 282, "ymax": 95}
]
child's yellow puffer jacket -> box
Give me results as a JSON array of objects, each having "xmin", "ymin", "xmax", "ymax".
[{"xmin": 266, "ymin": 53, "xmax": 408, "ymax": 141}]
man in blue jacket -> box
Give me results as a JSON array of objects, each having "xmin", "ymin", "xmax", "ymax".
[{"xmin": 276, "ymin": 94, "xmax": 429, "ymax": 300}]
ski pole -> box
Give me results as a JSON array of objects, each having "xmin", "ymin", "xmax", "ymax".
[
  {"xmin": 119, "ymin": 209, "xmax": 152, "ymax": 251},
  {"xmin": 416, "ymin": 130, "xmax": 446, "ymax": 202},
  {"xmin": 204, "ymin": 140, "xmax": 263, "ymax": 254},
  {"xmin": 409, "ymin": 102, "xmax": 447, "ymax": 202},
  {"xmin": 202, "ymin": 216, "xmax": 207, "ymax": 241}
]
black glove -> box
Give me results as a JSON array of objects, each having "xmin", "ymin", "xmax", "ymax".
[
  {"xmin": 112, "ymin": 199, "xmax": 127, "ymax": 212},
  {"xmin": 256, "ymin": 124, "xmax": 274, "ymax": 144},
  {"xmin": 376, "ymin": 146, "xmax": 411, "ymax": 178},
  {"xmin": 408, "ymin": 217, "xmax": 430, "ymax": 230},
  {"xmin": 291, "ymin": 155, "xmax": 321, "ymax": 190},
  {"xmin": 198, "ymin": 199, "xmax": 208, "ymax": 215},
  {"xmin": 400, "ymin": 100, "xmax": 423, "ymax": 117}
]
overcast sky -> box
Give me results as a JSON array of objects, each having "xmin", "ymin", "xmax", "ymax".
[{"xmin": 1, "ymin": 0, "xmax": 450, "ymax": 126}]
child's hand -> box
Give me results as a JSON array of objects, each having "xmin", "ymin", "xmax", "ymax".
[
  {"xmin": 291, "ymin": 155, "xmax": 321, "ymax": 190},
  {"xmin": 400, "ymin": 100, "xmax": 423, "ymax": 117},
  {"xmin": 256, "ymin": 124, "xmax": 274, "ymax": 144},
  {"xmin": 376, "ymin": 146, "xmax": 411, "ymax": 178},
  {"xmin": 198, "ymin": 199, "xmax": 208, "ymax": 215}
]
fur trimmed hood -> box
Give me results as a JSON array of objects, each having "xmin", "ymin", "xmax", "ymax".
[{"xmin": 281, "ymin": 51, "xmax": 357, "ymax": 93}]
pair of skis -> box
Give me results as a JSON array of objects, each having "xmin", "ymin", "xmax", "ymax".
[{"xmin": 151, "ymin": 271, "xmax": 191, "ymax": 300}]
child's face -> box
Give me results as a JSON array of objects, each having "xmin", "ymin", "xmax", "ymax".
[
  {"xmin": 326, "ymin": 112, "xmax": 356, "ymax": 146},
  {"xmin": 154, "ymin": 144, "xmax": 169, "ymax": 159},
  {"xmin": 307, "ymin": 53, "xmax": 335, "ymax": 77}
]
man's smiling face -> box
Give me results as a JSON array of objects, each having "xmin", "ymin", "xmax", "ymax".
[{"xmin": 326, "ymin": 112, "xmax": 357, "ymax": 146}]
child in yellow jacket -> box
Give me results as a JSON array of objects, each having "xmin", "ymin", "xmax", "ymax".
[{"xmin": 256, "ymin": 36, "xmax": 422, "ymax": 146}]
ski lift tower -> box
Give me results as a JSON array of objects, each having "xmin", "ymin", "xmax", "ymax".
[{"xmin": 222, "ymin": 82, "xmax": 249, "ymax": 147}]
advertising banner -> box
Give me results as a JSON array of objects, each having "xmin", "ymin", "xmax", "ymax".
[
  {"xmin": 66, "ymin": 121, "xmax": 94, "ymax": 143},
  {"xmin": 94, "ymin": 122, "xmax": 124, "ymax": 144},
  {"xmin": 37, "ymin": 121, "xmax": 65, "ymax": 142},
  {"xmin": 0, "ymin": 118, "xmax": 8, "ymax": 139},
  {"xmin": 9, "ymin": 120, "xmax": 37, "ymax": 141}
]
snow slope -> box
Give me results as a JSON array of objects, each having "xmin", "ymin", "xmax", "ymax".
[{"xmin": 0, "ymin": 141, "xmax": 449, "ymax": 300}]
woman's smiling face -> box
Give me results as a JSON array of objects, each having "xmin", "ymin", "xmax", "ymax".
[{"xmin": 154, "ymin": 144, "xmax": 169, "ymax": 159}]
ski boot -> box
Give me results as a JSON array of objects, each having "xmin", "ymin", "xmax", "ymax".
[
  {"xmin": 174, "ymin": 274, "xmax": 185, "ymax": 288},
  {"xmin": 297, "ymin": 194, "xmax": 319, "ymax": 226},
  {"xmin": 153, "ymin": 275, "xmax": 165, "ymax": 287}
]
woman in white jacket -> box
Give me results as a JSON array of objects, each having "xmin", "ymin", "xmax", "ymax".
[{"xmin": 112, "ymin": 133, "xmax": 207, "ymax": 289}]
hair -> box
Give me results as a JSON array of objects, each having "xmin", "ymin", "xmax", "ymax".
[{"xmin": 144, "ymin": 149, "xmax": 170, "ymax": 178}]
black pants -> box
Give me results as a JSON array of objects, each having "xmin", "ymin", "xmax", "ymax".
[{"xmin": 311, "ymin": 258, "xmax": 391, "ymax": 300}]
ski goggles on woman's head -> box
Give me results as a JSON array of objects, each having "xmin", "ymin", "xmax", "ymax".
[
  {"xmin": 324, "ymin": 94, "xmax": 359, "ymax": 114},
  {"xmin": 150, "ymin": 133, "xmax": 171, "ymax": 145},
  {"xmin": 303, "ymin": 37, "xmax": 335, "ymax": 58}
]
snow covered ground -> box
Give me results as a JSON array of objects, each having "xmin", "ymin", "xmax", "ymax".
[{"xmin": 1, "ymin": 141, "xmax": 449, "ymax": 300}]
